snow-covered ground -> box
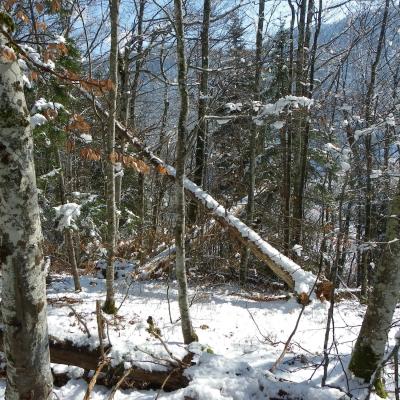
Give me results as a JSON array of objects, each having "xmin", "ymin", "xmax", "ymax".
[{"xmin": 0, "ymin": 272, "xmax": 398, "ymax": 399}]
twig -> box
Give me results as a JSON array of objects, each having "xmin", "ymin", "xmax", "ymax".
[
  {"xmin": 167, "ymin": 265, "xmax": 173, "ymax": 324},
  {"xmin": 269, "ymin": 268, "xmax": 322, "ymax": 372},
  {"xmin": 107, "ymin": 368, "xmax": 132, "ymax": 400},
  {"xmin": 269, "ymin": 303, "xmax": 308, "ymax": 373},
  {"xmin": 366, "ymin": 341, "xmax": 400, "ymax": 400},
  {"xmin": 116, "ymin": 276, "xmax": 135, "ymax": 314},
  {"xmin": 96, "ymin": 300, "xmax": 105, "ymax": 358},
  {"xmin": 67, "ymin": 304, "xmax": 91, "ymax": 338},
  {"xmin": 83, "ymin": 359, "xmax": 108, "ymax": 400},
  {"xmin": 154, "ymin": 368, "xmax": 176, "ymax": 400},
  {"xmin": 147, "ymin": 325, "xmax": 185, "ymax": 367},
  {"xmin": 246, "ymin": 306, "xmax": 279, "ymax": 346}
]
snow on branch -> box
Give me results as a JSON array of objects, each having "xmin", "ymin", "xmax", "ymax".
[{"xmin": 54, "ymin": 203, "xmax": 81, "ymax": 231}]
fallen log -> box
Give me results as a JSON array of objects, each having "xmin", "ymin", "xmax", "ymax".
[
  {"xmin": 0, "ymin": 330, "xmax": 191, "ymax": 391},
  {"xmin": 116, "ymin": 126, "xmax": 317, "ymax": 293},
  {"xmin": 139, "ymin": 192, "xmax": 255, "ymax": 279},
  {"xmin": 80, "ymin": 90, "xmax": 318, "ymax": 295}
]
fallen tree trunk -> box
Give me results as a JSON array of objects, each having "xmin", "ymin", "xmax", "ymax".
[
  {"xmin": 0, "ymin": 330, "xmax": 190, "ymax": 391},
  {"xmin": 139, "ymin": 193, "xmax": 251, "ymax": 279},
  {"xmin": 114, "ymin": 122, "xmax": 317, "ymax": 294},
  {"xmin": 81, "ymin": 91, "xmax": 318, "ymax": 295}
]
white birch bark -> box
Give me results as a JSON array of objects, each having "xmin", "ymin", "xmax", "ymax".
[{"xmin": 0, "ymin": 18, "xmax": 53, "ymax": 399}]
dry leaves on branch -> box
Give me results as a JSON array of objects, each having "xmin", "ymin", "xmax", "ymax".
[
  {"xmin": 156, "ymin": 164, "xmax": 168, "ymax": 175},
  {"xmin": 47, "ymin": 43, "xmax": 69, "ymax": 58},
  {"xmin": 0, "ymin": 46, "xmax": 17, "ymax": 63},
  {"xmin": 65, "ymin": 139, "xmax": 76, "ymax": 153},
  {"xmin": 66, "ymin": 114, "xmax": 91, "ymax": 133},
  {"xmin": 4, "ymin": 0, "xmax": 18, "ymax": 11},
  {"xmin": 80, "ymin": 147, "xmax": 101, "ymax": 161},
  {"xmin": 51, "ymin": 0, "xmax": 61, "ymax": 12},
  {"xmin": 109, "ymin": 151, "xmax": 149, "ymax": 174},
  {"xmin": 35, "ymin": 2, "xmax": 45, "ymax": 13},
  {"xmin": 16, "ymin": 10, "xmax": 29, "ymax": 23}
]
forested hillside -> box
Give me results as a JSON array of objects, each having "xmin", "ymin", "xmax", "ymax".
[{"xmin": 0, "ymin": 0, "xmax": 399, "ymax": 399}]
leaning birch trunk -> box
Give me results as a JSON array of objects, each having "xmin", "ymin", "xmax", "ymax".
[
  {"xmin": 0, "ymin": 16, "xmax": 53, "ymax": 399},
  {"xmin": 103, "ymin": 0, "xmax": 120, "ymax": 314},
  {"xmin": 349, "ymin": 181, "xmax": 400, "ymax": 392},
  {"xmin": 173, "ymin": 0, "xmax": 197, "ymax": 344}
]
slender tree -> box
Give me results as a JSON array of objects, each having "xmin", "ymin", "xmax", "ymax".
[
  {"xmin": 240, "ymin": 0, "xmax": 265, "ymax": 283},
  {"xmin": 173, "ymin": 0, "xmax": 198, "ymax": 344},
  {"xmin": 188, "ymin": 0, "xmax": 211, "ymax": 224},
  {"xmin": 103, "ymin": 0, "xmax": 120, "ymax": 314},
  {"xmin": 0, "ymin": 13, "xmax": 53, "ymax": 398}
]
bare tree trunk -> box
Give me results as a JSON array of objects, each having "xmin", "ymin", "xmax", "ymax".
[
  {"xmin": 360, "ymin": 0, "xmax": 389, "ymax": 299},
  {"xmin": 0, "ymin": 17, "xmax": 53, "ymax": 399},
  {"xmin": 173, "ymin": 0, "xmax": 197, "ymax": 344},
  {"xmin": 103, "ymin": 0, "xmax": 120, "ymax": 315},
  {"xmin": 130, "ymin": 0, "xmax": 146, "ymax": 256},
  {"xmin": 57, "ymin": 151, "xmax": 81, "ymax": 291},
  {"xmin": 151, "ymin": 85, "xmax": 169, "ymax": 244},
  {"xmin": 240, "ymin": 0, "xmax": 265, "ymax": 284},
  {"xmin": 291, "ymin": 0, "xmax": 308, "ymax": 246},
  {"xmin": 188, "ymin": 0, "xmax": 211, "ymax": 225},
  {"xmin": 349, "ymin": 180, "xmax": 400, "ymax": 393},
  {"xmin": 115, "ymin": 48, "xmax": 131, "ymax": 224}
]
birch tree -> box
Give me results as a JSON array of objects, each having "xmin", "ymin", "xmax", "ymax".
[
  {"xmin": 173, "ymin": 0, "xmax": 198, "ymax": 344},
  {"xmin": 349, "ymin": 180, "xmax": 400, "ymax": 396},
  {"xmin": 0, "ymin": 13, "xmax": 53, "ymax": 399}
]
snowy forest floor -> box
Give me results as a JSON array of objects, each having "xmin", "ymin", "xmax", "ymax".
[{"xmin": 0, "ymin": 268, "xmax": 399, "ymax": 400}]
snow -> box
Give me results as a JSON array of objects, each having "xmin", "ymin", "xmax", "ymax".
[
  {"xmin": 21, "ymin": 44, "xmax": 56, "ymax": 70},
  {"xmin": 30, "ymin": 113, "xmax": 48, "ymax": 128},
  {"xmin": 80, "ymin": 133, "xmax": 93, "ymax": 143},
  {"xmin": 225, "ymin": 102, "xmax": 242, "ymax": 113},
  {"xmin": 292, "ymin": 244, "xmax": 303, "ymax": 257},
  {"xmin": 54, "ymin": 202, "xmax": 81, "ymax": 231},
  {"xmin": 39, "ymin": 168, "xmax": 61, "ymax": 179},
  {"xmin": 52, "ymin": 34, "xmax": 66, "ymax": 44},
  {"xmin": 2, "ymin": 274, "xmax": 395, "ymax": 400},
  {"xmin": 272, "ymin": 120, "xmax": 285, "ymax": 130},
  {"xmin": 31, "ymin": 97, "xmax": 63, "ymax": 114},
  {"xmin": 257, "ymin": 96, "xmax": 314, "ymax": 119}
]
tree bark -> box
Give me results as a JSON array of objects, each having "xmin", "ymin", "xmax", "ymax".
[
  {"xmin": 360, "ymin": 0, "xmax": 389, "ymax": 298},
  {"xmin": 0, "ymin": 18, "xmax": 53, "ymax": 399},
  {"xmin": 104, "ymin": 0, "xmax": 120, "ymax": 314},
  {"xmin": 349, "ymin": 180, "xmax": 400, "ymax": 385},
  {"xmin": 173, "ymin": 0, "xmax": 198, "ymax": 344},
  {"xmin": 188, "ymin": 0, "xmax": 211, "ymax": 225},
  {"xmin": 240, "ymin": 0, "xmax": 265, "ymax": 284},
  {"xmin": 57, "ymin": 150, "xmax": 81, "ymax": 291}
]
